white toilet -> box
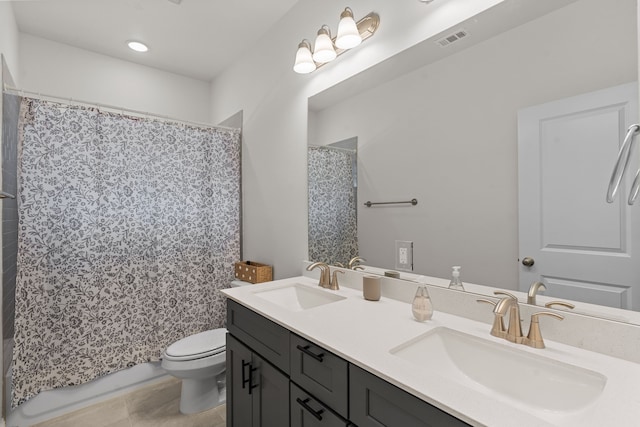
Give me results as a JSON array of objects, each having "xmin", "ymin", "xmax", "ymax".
[
  {"xmin": 161, "ymin": 280, "xmax": 250, "ymax": 414},
  {"xmin": 161, "ymin": 328, "xmax": 227, "ymax": 414}
]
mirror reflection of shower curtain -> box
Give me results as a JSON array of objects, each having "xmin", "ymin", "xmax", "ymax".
[
  {"xmin": 308, "ymin": 143, "xmax": 358, "ymax": 266},
  {"xmin": 12, "ymin": 97, "xmax": 241, "ymax": 407}
]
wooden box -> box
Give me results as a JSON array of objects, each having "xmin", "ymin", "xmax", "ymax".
[{"xmin": 234, "ymin": 261, "xmax": 273, "ymax": 284}]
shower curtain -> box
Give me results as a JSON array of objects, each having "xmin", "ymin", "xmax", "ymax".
[
  {"xmin": 12, "ymin": 98, "xmax": 241, "ymax": 406},
  {"xmin": 308, "ymin": 145, "xmax": 358, "ymax": 266}
]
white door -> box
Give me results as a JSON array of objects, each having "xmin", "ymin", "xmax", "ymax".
[{"xmin": 518, "ymin": 82, "xmax": 639, "ymax": 310}]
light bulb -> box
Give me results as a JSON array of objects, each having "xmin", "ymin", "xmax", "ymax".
[
  {"xmin": 336, "ymin": 8, "xmax": 361, "ymax": 49},
  {"xmin": 312, "ymin": 26, "xmax": 336, "ymax": 63},
  {"xmin": 293, "ymin": 40, "xmax": 316, "ymax": 74}
]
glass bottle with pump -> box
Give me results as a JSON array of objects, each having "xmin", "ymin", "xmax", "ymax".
[
  {"xmin": 412, "ymin": 285, "xmax": 433, "ymax": 321},
  {"xmin": 448, "ymin": 266, "xmax": 465, "ymax": 291}
]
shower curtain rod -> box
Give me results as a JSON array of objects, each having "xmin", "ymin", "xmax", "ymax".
[
  {"xmin": 309, "ymin": 144, "xmax": 357, "ymax": 153},
  {"xmin": 2, "ymin": 83, "xmax": 241, "ymax": 133}
]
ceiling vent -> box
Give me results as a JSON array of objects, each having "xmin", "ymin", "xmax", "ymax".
[{"xmin": 435, "ymin": 29, "xmax": 469, "ymax": 47}]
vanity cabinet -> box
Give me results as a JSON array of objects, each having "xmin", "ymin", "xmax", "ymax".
[
  {"xmin": 226, "ymin": 300, "xmax": 291, "ymax": 427},
  {"xmin": 350, "ymin": 365, "xmax": 470, "ymax": 427},
  {"xmin": 291, "ymin": 382, "xmax": 350, "ymax": 427},
  {"xmin": 226, "ymin": 299, "xmax": 470, "ymax": 427},
  {"xmin": 226, "ymin": 299, "xmax": 290, "ymax": 373},
  {"xmin": 290, "ymin": 334, "xmax": 349, "ymax": 419},
  {"xmin": 226, "ymin": 334, "xmax": 290, "ymax": 427}
]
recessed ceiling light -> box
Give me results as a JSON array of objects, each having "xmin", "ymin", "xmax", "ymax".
[{"xmin": 127, "ymin": 41, "xmax": 149, "ymax": 52}]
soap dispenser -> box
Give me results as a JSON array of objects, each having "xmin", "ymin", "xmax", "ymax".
[
  {"xmin": 411, "ymin": 285, "xmax": 433, "ymax": 321},
  {"xmin": 448, "ymin": 266, "xmax": 465, "ymax": 291}
]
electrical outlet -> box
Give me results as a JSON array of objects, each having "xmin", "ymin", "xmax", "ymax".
[
  {"xmin": 399, "ymin": 248, "xmax": 408, "ymax": 264},
  {"xmin": 395, "ymin": 240, "xmax": 413, "ymax": 271}
]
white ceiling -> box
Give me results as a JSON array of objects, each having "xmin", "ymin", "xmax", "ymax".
[{"xmin": 11, "ymin": 0, "xmax": 300, "ymax": 81}]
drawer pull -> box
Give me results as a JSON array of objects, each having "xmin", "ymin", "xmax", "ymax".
[
  {"xmin": 248, "ymin": 365, "xmax": 259, "ymax": 395},
  {"xmin": 241, "ymin": 360, "xmax": 250, "ymax": 389},
  {"xmin": 296, "ymin": 344, "xmax": 325, "ymax": 362},
  {"xmin": 296, "ymin": 397, "xmax": 324, "ymax": 421}
]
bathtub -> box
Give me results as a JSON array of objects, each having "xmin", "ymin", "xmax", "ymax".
[{"xmin": 5, "ymin": 361, "xmax": 169, "ymax": 427}]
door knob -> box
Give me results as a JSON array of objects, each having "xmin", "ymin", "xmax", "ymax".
[{"xmin": 522, "ymin": 257, "xmax": 535, "ymax": 267}]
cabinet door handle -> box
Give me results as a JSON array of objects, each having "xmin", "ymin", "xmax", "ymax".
[
  {"xmin": 241, "ymin": 360, "xmax": 251, "ymax": 389},
  {"xmin": 296, "ymin": 397, "xmax": 324, "ymax": 421},
  {"xmin": 296, "ymin": 344, "xmax": 325, "ymax": 362},
  {"xmin": 248, "ymin": 365, "xmax": 259, "ymax": 395}
]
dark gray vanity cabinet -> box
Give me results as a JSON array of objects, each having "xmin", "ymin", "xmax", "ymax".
[
  {"xmin": 226, "ymin": 334, "xmax": 290, "ymax": 427},
  {"xmin": 227, "ymin": 299, "xmax": 290, "ymax": 373},
  {"xmin": 290, "ymin": 334, "xmax": 349, "ymax": 419},
  {"xmin": 291, "ymin": 382, "xmax": 350, "ymax": 427},
  {"xmin": 226, "ymin": 334, "xmax": 253, "ymax": 427},
  {"xmin": 226, "ymin": 300, "xmax": 291, "ymax": 427},
  {"xmin": 227, "ymin": 299, "xmax": 470, "ymax": 427},
  {"xmin": 350, "ymin": 365, "xmax": 471, "ymax": 427}
]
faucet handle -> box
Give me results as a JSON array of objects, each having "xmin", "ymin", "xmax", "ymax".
[
  {"xmin": 476, "ymin": 299, "xmax": 506, "ymax": 338},
  {"xmin": 330, "ymin": 270, "xmax": 344, "ymax": 290},
  {"xmin": 348, "ymin": 256, "xmax": 366, "ymax": 270},
  {"xmin": 544, "ymin": 301, "xmax": 575, "ymax": 310},
  {"xmin": 525, "ymin": 311, "xmax": 564, "ymax": 349}
]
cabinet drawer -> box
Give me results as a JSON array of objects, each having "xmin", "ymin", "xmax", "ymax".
[
  {"xmin": 349, "ymin": 365, "xmax": 471, "ymax": 427},
  {"xmin": 291, "ymin": 382, "xmax": 349, "ymax": 427},
  {"xmin": 290, "ymin": 334, "xmax": 349, "ymax": 419},
  {"xmin": 227, "ymin": 300, "xmax": 290, "ymax": 374}
]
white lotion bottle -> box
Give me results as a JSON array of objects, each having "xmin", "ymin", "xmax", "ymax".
[{"xmin": 448, "ymin": 266, "xmax": 465, "ymax": 291}]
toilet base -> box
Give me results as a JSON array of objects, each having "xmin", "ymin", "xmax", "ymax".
[{"xmin": 179, "ymin": 374, "xmax": 226, "ymax": 414}]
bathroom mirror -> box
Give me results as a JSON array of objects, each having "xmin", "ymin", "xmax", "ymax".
[{"xmin": 307, "ymin": 0, "xmax": 640, "ymax": 323}]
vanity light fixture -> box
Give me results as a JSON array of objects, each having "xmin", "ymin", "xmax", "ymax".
[
  {"xmin": 419, "ymin": 0, "xmax": 435, "ymax": 3},
  {"xmin": 127, "ymin": 41, "xmax": 149, "ymax": 53},
  {"xmin": 293, "ymin": 7, "xmax": 380, "ymax": 74}
]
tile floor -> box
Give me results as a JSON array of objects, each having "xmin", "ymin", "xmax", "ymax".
[{"xmin": 32, "ymin": 378, "xmax": 226, "ymax": 427}]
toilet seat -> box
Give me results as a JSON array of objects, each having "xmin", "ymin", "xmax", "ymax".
[{"xmin": 164, "ymin": 328, "xmax": 226, "ymax": 361}]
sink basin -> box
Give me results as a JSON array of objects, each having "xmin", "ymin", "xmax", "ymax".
[
  {"xmin": 390, "ymin": 327, "xmax": 606, "ymax": 412},
  {"xmin": 253, "ymin": 284, "xmax": 346, "ymax": 311}
]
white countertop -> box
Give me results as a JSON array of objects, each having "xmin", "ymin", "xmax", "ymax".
[{"xmin": 221, "ymin": 276, "xmax": 640, "ymax": 427}]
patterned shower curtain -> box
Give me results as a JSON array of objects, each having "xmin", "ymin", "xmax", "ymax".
[
  {"xmin": 12, "ymin": 98, "xmax": 241, "ymax": 406},
  {"xmin": 308, "ymin": 145, "xmax": 358, "ymax": 266}
]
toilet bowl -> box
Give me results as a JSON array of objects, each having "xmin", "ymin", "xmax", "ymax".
[
  {"xmin": 161, "ymin": 328, "xmax": 227, "ymax": 414},
  {"xmin": 161, "ymin": 279, "xmax": 252, "ymax": 414}
]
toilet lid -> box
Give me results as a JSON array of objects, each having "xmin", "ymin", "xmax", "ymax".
[{"xmin": 165, "ymin": 328, "xmax": 227, "ymax": 359}]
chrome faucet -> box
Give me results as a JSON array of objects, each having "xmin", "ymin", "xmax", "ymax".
[
  {"xmin": 527, "ymin": 281, "xmax": 546, "ymax": 305},
  {"xmin": 306, "ymin": 262, "xmax": 330, "ymax": 288},
  {"xmin": 348, "ymin": 256, "xmax": 366, "ymax": 270}
]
